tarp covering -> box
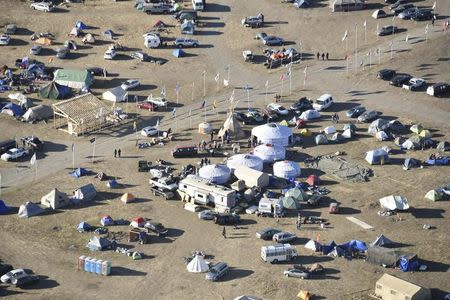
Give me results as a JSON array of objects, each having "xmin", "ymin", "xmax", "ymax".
[
  {"xmin": 22, "ymin": 105, "xmax": 53, "ymax": 122},
  {"xmin": 70, "ymin": 168, "xmax": 89, "ymax": 178},
  {"xmin": 399, "ymin": 255, "xmax": 419, "ymax": 272},
  {"xmin": 1, "ymin": 103, "xmax": 24, "ymax": 117},
  {"xmin": 379, "ymin": 195, "xmax": 409, "ymax": 211},
  {"xmin": 0, "ymin": 200, "xmax": 10, "ymax": 214},
  {"xmin": 186, "ymin": 254, "xmax": 209, "ymax": 273},
  {"xmin": 18, "ymin": 201, "xmax": 45, "ymax": 218}
]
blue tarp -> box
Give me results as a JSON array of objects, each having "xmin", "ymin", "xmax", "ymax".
[
  {"xmin": 338, "ymin": 240, "xmax": 368, "ymax": 252},
  {"xmin": 77, "ymin": 221, "xmax": 91, "ymax": 232},
  {"xmin": 100, "ymin": 215, "xmax": 114, "ymax": 226},
  {"xmin": 0, "ymin": 200, "xmax": 10, "ymax": 214},
  {"xmin": 70, "ymin": 168, "xmax": 88, "ymax": 178},
  {"xmin": 75, "ymin": 21, "xmax": 88, "ymax": 30},
  {"xmin": 107, "ymin": 179, "xmax": 118, "ymax": 188},
  {"xmin": 399, "ymin": 256, "xmax": 419, "ymax": 272},
  {"xmin": 27, "ymin": 63, "xmax": 45, "ymax": 76},
  {"xmin": 172, "ymin": 49, "xmax": 185, "ymax": 58},
  {"xmin": 322, "ymin": 241, "xmax": 337, "ymax": 255},
  {"xmin": 426, "ymin": 157, "xmax": 448, "ymax": 166},
  {"xmin": 1, "ymin": 103, "xmax": 24, "ymax": 117}
]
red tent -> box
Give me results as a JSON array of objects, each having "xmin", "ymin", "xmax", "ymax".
[
  {"xmin": 132, "ymin": 217, "xmax": 145, "ymax": 227},
  {"xmin": 306, "ymin": 175, "xmax": 320, "ymax": 186}
]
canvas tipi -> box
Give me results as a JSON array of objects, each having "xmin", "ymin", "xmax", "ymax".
[
  {"xmin": 218, "ymin": 113, "xmax": 245, "ymax": 139},
  {"xmin": 186, "ymin": 254, "xmax": 209, "ymax": 273},
  {"xmin": 41, "ymin": 188, "xmax": 70, "ymax": 209}
]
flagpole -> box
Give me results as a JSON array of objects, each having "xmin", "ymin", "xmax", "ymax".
[
  {"xmin": 189, "ymin": 109, "xmax": 192, "ymax": 129},
  {"xmin": 265, "ymin": 81, "xmax": 268, "ymax": 103},
  {"xmin": 203, "ymin": 99, "xmax": 206, "ymax": 123},
  {"xmin": 346, "ymin": 33, "xmax": 349, "ymax": 73},
  {"xmin": 289, "ymin": 63, "xmax": 292, "ymax": 96},
  {"xmin": 364, "ymin": 21, "xmax": 367, "ymax": 43},
  {"xmin": 355, "ymin": 23, "xmax": 358, "ymax": 72},
  {"xmin": 247, "ymin": 87, "xmax": 250, "ymax": 110},
  {"xmin": 72, "ymin": 143, "xmax": 75, "ymax": 171},
  {"xmin": 92, "ymin": 139, "xmax": 96, "ymax": 164},
  {"xmin": 191, "ymin": 82, "xmax": 194, "ymax": 103},
  {"xmin": 202, "ymin": 70, "xmax": 206, "ymax": 97}
]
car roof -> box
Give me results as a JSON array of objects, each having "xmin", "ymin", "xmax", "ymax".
[{"xmin": 317, "ymin": 94, "xmax": 332, "ymax": 100}]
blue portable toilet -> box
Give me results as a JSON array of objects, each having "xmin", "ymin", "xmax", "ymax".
[
  {"xmin": 77, "ymin": 221, "xmax": 92, "ymax": 233},
  {"xmin": 172, "ymin": 49, "xmax": 185, "ymax": 58},
  {"xmin": 0, "ymin": 200, "xmax": 10, "ymax": 214},
  {"xmin": 75, "ymin": 21, "xmax": 88, "ymax": 30}
]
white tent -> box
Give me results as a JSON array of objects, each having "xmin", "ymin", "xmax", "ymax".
[
  {"xmin": 304, "ymin": 239, "xmax": 321, "ymax": 251},
  {"xmin": 379, "ymin": 195, "xmax": 409, "ymax": 211},
  {"xmin": 375, "ymin": 131, "xmax": 389, "ymax": 141},
  {"xmin": 186, "ymin": 254, "xmax": 209, "ymax": 273},
  {"xmin": 102, "ymin": 86, "xmax": 128, "ymax": 103},
  {"xmin": 18, "ymin": 201, "xmax": 45, "ymax": 218},
  {"xmin": 251, "ymin": 123, "xmax": 293, "ymax": 147},
  {"xmin": 41, "ymin": 188, "xmax": 70, "ymax": 209},
  {"xmin": 273, "ymin": 160, "xmax": 301, "ymax": 179},
  {"xmin": 253, "ymin": 144, "xmax": 286, "ymax": 163},
  {"xmin": 372, "ymin": 9, "xmax": 386, "ymax": 19},
  {"xmin": 368, "ymin": 119, "xmax": 390, "ymax": 135},
  {"xmin": 365, "ymin": 149, "xmax": 389, "ymax": 165},
  {"xmin": 234, "ymin": 166, "xmax": 270, "ymax": 188},
  {"xmin": 22, "ymin": 105, "xmax": 53, "ymax": 122},
  {"xmin": 198, "ymin": 164, "xmax": 231, "ymax": 184},
  {"xmin": 342, "ymin": 128, "xmax": 353, "ymax": 139},
  {"xmin": 300, "ymin": 109, "xmax": 321, "ymax": 121},
  {"xmin": 226, "ymin": 154, "xmax": 263, "ymax": 171},
  {"xmin": 323, "ymin": 126, "xmax": 336, "ymax": 134}
]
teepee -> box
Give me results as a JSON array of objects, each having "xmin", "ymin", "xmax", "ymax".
[
  {"xmin": 218, "ymin": 113, "xmax": 245, "ymax": 139},
  {"xmin": 186, "ymin": 254, "xmax": 209, "ymax": 273}
]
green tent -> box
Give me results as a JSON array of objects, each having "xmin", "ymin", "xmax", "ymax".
[
  {"xmin": 38, "ymin": 82, "xmax": 71, "ymax": 99},
  {"xmin": 281, "ymin": 196, "xmax": 300, "ymax": 210},
  {"xmin": 285, "ymin": 187, "xmax": 309, "ymax": 202},
  {"xmin": 53, "ymin": 69, "xmax": 93, "ymax": 90},
  {"xmin": 424, "ymin": 189, "xmax": 443, "ymax": 201}
]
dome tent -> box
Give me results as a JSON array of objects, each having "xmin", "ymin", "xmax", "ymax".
[
  {"xmin": 273, "ymin": 160, "xmax": 301, "ymax": 179},
  {"xmin": 251, "ymin": 123, "xmax": 293, "ymax": 147},
  {"xmin": 372, "ymin": 9, "xmax": 386, "ymax": 19},
  {"xmin": 198, "ymin": 164, "xmax": 231, "ymax": 184},
  {"xmin": 368, "ymin": 119, "xmax": 390, "ymax": 135},
  {"xmin": 315, "ymin": 134, "xmax": 328, "ymax": 145},
  {"xmin": 186, "ymin": 254, "xmax": 209, "ymax": 273},
  {"xmin": 300, "ymin": 109, "xmax": 321, "ymax": 120},
  {"xmin": 253, "ymin": 144, "xmax": 286, "ymax": 163},
  {"xmin": 227, "ymin": 154, "xmax": 263, "ymax": 171}
]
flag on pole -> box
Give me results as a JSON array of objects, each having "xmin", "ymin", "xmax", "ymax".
[
  {"xmin": 432, "ymin": 1, "xmax": 436, "ymax": 9},
  {"xmin": 229, "ymin": 90, "xmax": 235, "ymax": 103},
  {"xmin": 161, "ymin": 86, "xmax": 166, "ymax": 97},
  {"xmin": 89, "ymin": 137, "xmax": 96, "ymax": 143},
  {"xmin": 30, "ymin": 153, "xmax": 36, "ymax": 165},
  {"xmin": 264, "ymin": 80, "xmax": 269, "ymax": 88},
  {"xmin": 200, "ymin": 100, "xmax": 206, "ymax": 109},
  {"xmin": 214, "ymin": 73, "xmax": 220, "ymax": 82},
  {"xmin": 287, "ymin": 65, "xmax": 292, "ymax": 77},
  {"xmin": 133, "ymin": 121, "xmax": 137, "ymax": 131},
  {"xmin": 280, "ymin": 74, "xmax": 285, "ymax": 81},
  {"xmin": 172, "ymin": 108, "xmax": 177, "ymax": 117},
  {"xmin": 303, "ymin": 65, "xmax": 308, "ymax": 74},
  {"xmin": 363, "ymin": 20, "xmax": 367, "ymax": 28},
  {"xmin": 212, "ymin": 100, "xmax": 217, "ymax": 111},
  {"xmin": 342, "ymin": 30, "xmax": 348, "ymax": 42},
  {"xmin": 175, "ymin": 82, "xmax": 180, "ymax": 93},
  {"xmin": 71, "ymin": 143, "xmax": 74, "ymax": 152}
]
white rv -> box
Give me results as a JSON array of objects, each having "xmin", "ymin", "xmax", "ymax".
[
  {"xmin": 261, "ymin": 244, "xmax": 297, "ymax": 263},
  {"xmin": 144, "ymin": 35, "xmax": 161, "ymax": 49},
  {"xmin": 257, "ymin": 197, "xmax": 284, "ymax": 217},
  {"xmin": 178, "ymin": 175, "xmax": 236, "ymax": 210},
  {"xmin": 192, "ymin": 0, "xmax": 204, "ymax": 11}
]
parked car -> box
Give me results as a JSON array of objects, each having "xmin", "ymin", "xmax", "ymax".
[
  {"xmin": 377, "ymin": 25, "xmax": 398, "ymax": 36},
  {"xmin": 31, "ymin": 2, "xmax": 54, "ymax": 12},
  {"xmin": 198, "ymin": 210, "xmax": 218, "ymax": 220},
  {"xmin": 87, "ymin": 67, "xmax": 108, "ymax": 77},
  {"xmin": 390, "ymin": 74, "xmax": 412, "ymax": 87},
  {"xmin": 5, "ymin": 24, "xmax": 17, "ymax": 35},
  {"xmin": 104, "ymin": 48, "xmax": 117, "ymax": 60},
  {"xmin": 267, "ymin": 103, "xmax": 289, "ymax": 115},
  {"xmin": 256, "ymin": 228, "xmax": 282, "ymax": 240},
  {"xmin": 0, "ymin": 264, "xmax": 13, "ymax": 277},
  {"xmin": 392, "ymin": 4, "xmax": 415, "ymax": 15},
  {"xmin": 313, "ymin": 94, "xmax": 334, "ymax": 111},
  {"xmin": 121, "ymin": 79, "xmax": 140, "ymax": 91},
  {"xmin": 402, "ymin": 78, "xmax": 426, "ymax": 91},
  {"xmin": 398, "ymin": 7, "xmax": 418, "ymax": 19},
  {"xmin": 345, "ymin": 106, "xmax": 366, "ymax": 118},
  {"xmin": 0, "ymin": 34, "xmax": 11, "ymax": 46},
  {"xmin": 13, "ymin": 274, "xmax": 39, "ymax": 288},
  {"xmin": 141, "ymin": 126, "xmax": 159, "ymax": 137},
  {"xmin": 145, "ymin": 3, "xmax": 174, "ymax": 14},
  {"xmin": 174, "ymin": 38, "xmax": 199, "ymax": 48},
  {"xmin": 241, "ymin": 14, "xmax": 264, "ymax": 28},
  {"xmin": 172, "ymin": 145, "xmax": 198, "ymax": 158},
  {"xmin": 358, "ymin": 110, "xmax": 379, "ymax": 122},
  {"xmin": 273, "ymin": 232, "xmax": 297, "ymax": 243},
  {"xmin": 390, "ymin": 0, "xmax": 409, "ymax": 10},
  {"xmin": 147, "ymin": 96, "xmax": 168, "ymax": 108},
  {"xmin": 427, "ymin": 83, "xmax": 450, "ymax": 97},
  {"xmin": 205, "ymin": 262, "xmax": 229, "ymax": 281},
  {"xmin": 377, "ymin": 69, "xmax": 396, "ymax": 80},
  {"xmin": 283, "ymin": 268, "xmax": 310, "ymax": 279},
  {"xmin": 1, "ymin": 269, "xmax": 27, "ymax": 283},
  {"xmin": 0, "ymin": 140, "xmax": 17, "ymax": 156},
  {"xmin": 412, "ymin": 9, "xmax": 433, "ymax": 21},
  {"xmin": 1, "ymin": 148, "xmax": 30, "ymax": 162},
  {"xmin": 290, "ymin": 97, "xmax": 313, "ymax": 113},
  {"xmin": 263, "ymin": 36, "xmax": 284, "ymax": 46},
  {"xmin": 30, "ymin": 45, "xmax": 42, "ymax": 55},
  {"xmin": 20, "ymin": 136, "xmax": 43, "ymax": 150},
  {"xmin": 130, "ymin": 51, "xmax": 150, "ymax": 62},
  {"xmin": 214, "ymin": 213, "xmax": 240, "ymax": 225},
  {"xmin": 144, "ymin": 221, "xmax": 168, "ymax": 236},
  {"xmin": 256, "ymin": 32, "xmax": 268, "ymax": 40},
  {"xmin": 136, "ymin": 102, "xmax": 155, "ymax": 111}
]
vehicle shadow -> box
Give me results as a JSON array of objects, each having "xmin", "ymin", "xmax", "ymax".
[
  {"xmin": 194, "ymin": 30, "xmax": 223, "ymax": 36},
  {"xmin": 206, "ymin": 3, "xmax": 231, "ymax": 12},
  {"xmin": 21, "ymin": 275, "xmax": 59, "ymax": 290},
  {"xmin": 222, "ymin": 268, "xmax": 254, "ymax": 281}
]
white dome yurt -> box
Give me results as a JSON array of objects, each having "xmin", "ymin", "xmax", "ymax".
[
  {"xmin": 198, "ymin": 122, "xmax": 213, "ymax": 134},
  {"xmin": 198, "ymin": 164, "xmax": 231, "ymax": 184},
  {"xmin": 251, "ymin": 123, "xmax": 293, "ymax": 147},
  {"xmin": 273, "ymin": 160, "xmax": 301, "ymax": 179},
  {"xmin": 226, "ymin": 154, "xmax": 264, "ymax": 171},
  {"xmin": 253, "ymin": 144, "xmax": 286, "ymax": 163}
]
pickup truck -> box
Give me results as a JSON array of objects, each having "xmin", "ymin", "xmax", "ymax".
[
  {"xmin": 149, "ymin": 177, "xmax": 178, "ymax": 191},
  {"xmin": 144, "ymin": 3, "xmax": 174, "ymax": 14},
  {"xmin": 150, "ymin": 186, "xmax": 175, "ymax": 200}
]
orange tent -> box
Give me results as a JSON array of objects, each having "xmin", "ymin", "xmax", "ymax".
[
  {"xmin": 35, "ymin": 37, "xmax": 53, "ymax": 46},
  {"xmin": 120, "ymin": 193, "xmax": 135, "ymax": 203}
]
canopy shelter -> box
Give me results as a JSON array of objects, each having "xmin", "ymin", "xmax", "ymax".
[{"xmin": 53, "ymin": 93, "xmax": 116, "ymax": 136}]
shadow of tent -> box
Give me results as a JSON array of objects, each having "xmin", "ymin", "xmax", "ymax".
[
  {"xmin": 410, "ymin": 207, "xmax": 445, "ymax": 218},
  {"xmin": 419, "ymin": 259, "xmax": 450, "ymax": 272},
  {"xmin": 21, "ymin": 276, "xmax": 59, "ymax": 290},
  {"xmin": 337, "ymin": 207, "xmax": 362, "ymax": 215},
  {"xmin": 110, "ymin": 266, "xmax": 147, "ymax": 276},
  {"xmin": 168, "ymin": 228, "xmax": 185, "ymax": 237},
  {"xmin": 0, "ymin": 289, "xmax": 24, "ymax": 297}
]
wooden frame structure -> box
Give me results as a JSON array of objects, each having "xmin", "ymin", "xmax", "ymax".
[{"xmin": 52, "ymin": 93, "xmax": 116, "ymax": 136}]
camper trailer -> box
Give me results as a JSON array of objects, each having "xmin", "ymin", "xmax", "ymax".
[
  {"xmin": 261, "ymin": 244, "xmax": 298, "ymax": 263},
  {"xmin": 178, "ymin": 175, "xmax": 236, "ymax": 211},
  {"xmin": 192, "ymin": 0, "xmax": 204, "ymax": 11},
  {"xmin": 257, "ymin": 197, "xmax": 284, "ymax": 217},
  {"xmin": 144, "ymin": 35, "xmax": 161, "ymax": 49}
]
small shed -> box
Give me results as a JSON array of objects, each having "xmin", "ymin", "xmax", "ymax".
[
  {"xmin": 102, "ymin": 86, "xmax": 128, "ymax": 103},
  {"xmin": 375, "ymin": 273, "xmax": 431, "ymax": 300}
]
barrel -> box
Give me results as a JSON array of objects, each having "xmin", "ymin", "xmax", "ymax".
[
  {"xmin": 78, "ymin": 256, "xmax": 86, "ymax": 271},
  {"xmin": 102, "ymin": 260, "xmax": 111, "ymax": 276},
  {"xmin": 90, "ymin": 259, "xmax": 97, "ymax": 273},
  {"xmin": 84, "ymin": 257, "xmax": 92, "ymax": 272},
  {"xmin": 95, "ymin": 260, "xmax": 103, "ymax": 275}
]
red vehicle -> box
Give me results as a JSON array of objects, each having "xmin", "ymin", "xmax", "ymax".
[{"xmin": 136, "ymin": 102, "xmax": 155, "ymax": 111}]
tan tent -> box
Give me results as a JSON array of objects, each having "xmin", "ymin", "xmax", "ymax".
[
  {"xmin": 234, "ymin": 166, "xmax": 269, "ymax": 188},
  {"xmin": 41, "ymin": 188, "xmax": 70, "ymax": 209},
  {"xmin": 82, "ymin": 33, "xmax": 95, "ymax": 44},
  {"xmin": 297, "ymin": 290, "xmax": 311, "ymax": 300},
  {"xmin": 121, "ymin": 193, "xmax": 136, "ymax": 203},
  {"xmin": 218, "ymin": 113, "xmax": 245, "ymax": 139},
  {"xmin": 35, "ymin": 37, "xmax": 53, "ymax": 46}
]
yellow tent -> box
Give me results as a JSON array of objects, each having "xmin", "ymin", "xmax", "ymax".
[
  {"xmin": 419, "ymin": 130, "xmax": 431, "ymax": 138},
  {"xmin": 35, "ymin": 37, "xmax": 53, "ymax": 46},
  {"xmin": 297, "ymin": 290, "xmax": 311, "ymax": 300},
  {"xmin": 300, "ymin": 129, "xmax": 312, "ymax": 137},
  {"xmin": 279, "ymin": 120, "xmax": 289, "ymax": 126},
  {"xmin": 121, "ymin": 193, "xmax": 135, "ymax": 203}
]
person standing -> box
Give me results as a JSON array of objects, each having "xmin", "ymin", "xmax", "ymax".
[
  {"xmin": 222, "ymin": 226, "xmax": 226, "ymax": 238},
  {"xmin": 316, "ymin": 52, "xmax": 320, "ymax": 60},
  {"xmin": 118, "ymin": 149, "xmax": 121, "ymax": 158},
  {"xmin": 326, "ymin": 52, "xmax": 329, "ymax": 60},
  {"xmin": 210, "ymin": 131, "xmax": 214, "ymax": 142},
  {"xmin": 114, "ymin": 149, "xmax": 117, "ymax": 158},
  {"xmin": 321, "ymin": 53, "xmax": 325, "ymax": 60}
]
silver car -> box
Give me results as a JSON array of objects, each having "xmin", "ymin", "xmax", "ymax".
[{"xmin": 273, "ymin": 232, "xmax": 297, "ymax": 243}]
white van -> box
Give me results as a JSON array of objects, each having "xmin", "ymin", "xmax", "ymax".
[
  {"xmin": 144, "ymin": 35, "xmax": 161, "ymax": 49},
  {"xmin": 313, "ymin": 94, "xmax": 333, "ymax": 111},
  {"xmin": 261, "ymin": 244, "xmax": 297, "ymax": 263},
  {"xmin": 192, "ymin": 0, "xmax": 204, "ymax": 11}
]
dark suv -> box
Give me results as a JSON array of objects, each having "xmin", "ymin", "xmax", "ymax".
[
  {"xmin": 0, "ymin": 140, "xmax": 16, "ymax": 155},
  {"xmin": 377, "ymin": 69, "xmax": 396, "ymax": 80},
  {"xmin": 390, "ymin": 74, "xmax": 412, "ymax": 87},
  {"xmin": 290, "ymin": 97, "xmax": 312, "ymax": 113},
  {"xmin": 144, "ymin": 221, "xmax": 168, "ymax": 236},
  {"xmin": 213, "ymin": 213, "xmax": 240, "ymax": 225},
  {"xmin": 172, "ymin": 145, "xmax": 198, "ymax": 158}
]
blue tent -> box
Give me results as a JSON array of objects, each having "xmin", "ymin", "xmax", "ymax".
[
  {"xmin": 172, "ymin": 49, "xmax": 185, "ymax": 58},
  {"xmin": 100, "ymin": 215, "xmax": 114, "ymax": 226},
  {"xmin": 0, "ymin": 200, "xmax": 10, "ymax": 214},
  {"xmin": 1, "ymin": 103, "xmax": 24, "ymax": 117},
  {"xmin": 75, "ymin": 21, "xmax": 88, "ymax": 30},
  {"xmin": 399, "ymin": 255, "xmax": 419, "ymax": 272},
  {"xmin": 77, "ymin": 221, "xmax": 92, "ymax": 232},
  {"xmin": 338, "ymin": 240, "xmax": 368, "ymax": 252},
  {"xmin": 27, "ymin": 63, "xmax": 45, "ymax": 76},
  {"xmin": 107, "ymin": 179, "xmax": 119, "ymax": 188},
  {"xmin": 70, "ymin": 168, "xmax": 88, "ymax": 178},
  {"xmin": 104, "ymin": 29, "xmax": 115, "ymax": 39},
  {"xmin": 322, "ymin": 241, "xmax": 337, "ymax": 255}
]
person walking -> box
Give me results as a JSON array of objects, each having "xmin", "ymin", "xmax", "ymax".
[
  {"xmin": 316, "ymin": 52, "xmax": 320, "ymax": 60},
  {"xmin": 222, "ymin": 226, "xmax": 226, "ymax": 238},
  {"xmin": 321, "ymin": 53, "xmax": 325, "ymax": 60},
  {"xmin": 210, "ymin": 131, "xmax": 214, "ymax": 142},
  {"xmin": 118, "ymin": 149, "xmax": 121, "ymax": 158},
  {"xmin": 326, "ymin": 52, "xmax": 329, "ymax": 60},
  {"xmin": 114, "ymin": 149, "xmax": 117, "ymax": 158}
]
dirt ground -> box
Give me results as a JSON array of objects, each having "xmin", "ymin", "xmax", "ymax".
[{"xmin": 0, "ymin": 0, "xmax": 449, "ymax": 299}]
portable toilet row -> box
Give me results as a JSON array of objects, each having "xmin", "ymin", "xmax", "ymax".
[{"xmin": 78, "ymin": 256, "xmax": 111, "ymax": 276}]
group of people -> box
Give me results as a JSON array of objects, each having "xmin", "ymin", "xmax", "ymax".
[
  {"xmin": 316, "ymin": 52, "xmax": 329, "ymax": 60},
  {"xmin": 199, "ymin": 157, "xmax": 211, "ymax": 167},
  {"xmin": 113, "ymin": 149, "xmax": 122, "ymax": 158}
]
